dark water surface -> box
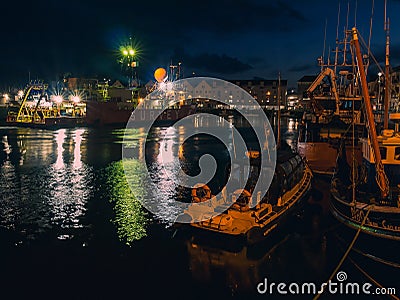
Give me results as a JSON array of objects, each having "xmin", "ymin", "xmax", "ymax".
[{"xmin": 0, "ymin": 117, "xmax": 398, "ymax": 299}]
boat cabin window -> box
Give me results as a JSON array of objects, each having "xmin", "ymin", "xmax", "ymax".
[
  {"xmin": 320, "ymin": 100, "xmax": 336, "ymax": 111},
  {"xmin": 340, "ymin": 100, "xmax": 362, "ymax": 110},
  {"xmin": 395, "ymin": 147, "xmax": 400, "ymax": 160},
  {"xmin": 276, "ymin": 155, "xmax": 304, "ymax": 195},
  {"xmin": 380, "ymin": 147, "xmax": 387, "ymax": 160}
]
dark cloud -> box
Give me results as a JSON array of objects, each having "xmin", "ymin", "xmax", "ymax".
[
  {"xmin": 0, "ymin": 0, "xmax": 399, "ymax": 87},
  {"xmin": 178, "ymin": 0, "xmax": 310, "ymax": 35},
  {"xmin": 172, "ymin": 48, "xmax": 252, "ymax": 75},
  {"xmin": 109, "ymin": 0, "xmax": 311, "ymax": 35},
  {"xmin": 369, "ymin": 43, "xmax": 400, "ymax": 68},
  {"xmin": 287, "ymin": 64, "xmax": 318, "ymax": 73}
]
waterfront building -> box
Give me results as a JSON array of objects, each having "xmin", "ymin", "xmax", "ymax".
[
  {"xmin": 229, "ymin": 79, "xmax": 288, "ymax": 109},
  {"xmin": 368, "ymin": 65, "xmax": 400, "ymax": 110}
]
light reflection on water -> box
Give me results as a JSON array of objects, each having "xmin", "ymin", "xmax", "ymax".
[
  {"xmin": 47, "ymin": 129, "xmax": 91, "ymax": 239},
  {"xmin": 104, "ymin": 160, "xmax": 147, "ymax": 244},
  {"xmin": 0, "ymin": 116, "xmax": 295, "ymax": 243},
  {"xmin": 2, "ymin": 117, "xmax": 393, "ymax": 299},
  {"xmin": 0, "ymin": 128, "xmax": 93, "ymax": 240}
]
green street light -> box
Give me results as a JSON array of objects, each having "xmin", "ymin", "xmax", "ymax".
[{"xmin": 118, "ymin": 37, "xmax": 140, "ymax": 89}]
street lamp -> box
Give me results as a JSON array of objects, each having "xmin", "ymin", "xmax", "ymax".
[
  {"xmin": 120, "ymin": 45, "xmax": 138, "ymax": 87},
  {"xmin": 118, "ymin": 37, "xmax": 142, "ymax": 105}
]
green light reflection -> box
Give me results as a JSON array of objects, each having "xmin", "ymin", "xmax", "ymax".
[{"xmin": 105, "ymin": 160, "xmax": 147, "ymax": 245}]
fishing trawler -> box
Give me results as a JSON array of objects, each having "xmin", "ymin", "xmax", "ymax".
[
  {"xmin": 6, "ymin": 82, "xmax": 86, "ymax": 128},
  {"xmin": 176, "ymin": 146, "xmax": 312, "ymax": 245},
  {"xmin": 297, "ymin": 20, "xmax": 367, "ymax": 175},
  {"xmin": 330, "ymin": 28, "xmax": 400, "ymax": 244}
]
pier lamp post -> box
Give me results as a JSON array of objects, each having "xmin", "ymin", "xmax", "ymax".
[
  {"xmin": 118, "ymin": 37, "xmax": 141, "ymax": 104},
  {"xmin": 121, "ymin": 46, "xmax": 138, "ymax": 88}
]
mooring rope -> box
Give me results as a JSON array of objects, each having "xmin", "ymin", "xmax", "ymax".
[
  {"xmin": 348, "ymin": 255, "xmax": 400, "ymax": 300},
  {"xmin": 313, "ymin": 205, "xmax": 372, "ymax": 300}
]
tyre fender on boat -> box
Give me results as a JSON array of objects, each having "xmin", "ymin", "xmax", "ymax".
[
  {"xmin": 232, "ymin": 189, "xmax": 251, "ymax": 212},
  {"xmin": 191, "ymin": 183, "xmax": 212, "ymax": 203}
]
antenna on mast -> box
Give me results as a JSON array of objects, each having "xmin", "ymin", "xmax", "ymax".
[
  {"xmin": 354, "ymin": 0, "xmax": 358, "ymax": 27},
  {"xmin": 334, "ymin": 1, "xmax": 341, "ymax": 73},
  {"xmin": 343, "ymin": 1, "xmax": 350, "ymax": 66},
  {"xmin": 321, "ymin": 18, "xmax": 328, "ymax": 69},
  {"xmin": 383, "ymin": 0, "xmax": 390, "ymax": 129},
  {"xmin": 336, "ymin": 2, "xmax": 341, "ymax": 42},
  {"xmin": 367, "ymin": 0, "xmax": 374, "ymax": 59},
  {"xmin": 277, "ymin": 72, "xmax": 281, "ymax": 150}
]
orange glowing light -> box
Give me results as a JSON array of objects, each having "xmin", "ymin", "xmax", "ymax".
[{"xmin": 154, "ymin": 68, "xmax": 167, "ymax": 83}]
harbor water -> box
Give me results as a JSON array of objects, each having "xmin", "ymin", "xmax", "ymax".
[{"xmin": 0, "ymin": 116, "xmax": 398, "ymax": 299}]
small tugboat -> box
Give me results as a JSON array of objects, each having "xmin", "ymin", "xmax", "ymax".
[
  {"xmin": 330, "ymin": 28, "xmax": 400, "ymax": 244},
  {"xmin": 6, "ymin": 82, "xmax": 86, "ymax": 128},
  {"xmin": 176, "ymin": 146, "xmax": 312, "ymax": 245}
]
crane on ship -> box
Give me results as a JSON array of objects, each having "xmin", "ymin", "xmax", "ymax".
[
  {"xmin": 305, "ymin": 67, "xmax": 341, "ymax": 116},
  {"xmin": 6, "ymin": 82, "xmax": 56, "ymax": 124}
]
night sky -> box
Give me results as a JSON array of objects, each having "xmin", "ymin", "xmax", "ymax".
[{"xmin": 1, "ymin": 0, "xmax": 400, "ymax": 89}]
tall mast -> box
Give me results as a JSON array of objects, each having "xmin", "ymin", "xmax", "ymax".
[
  {"xmin": 334, "ymin": 2, "xmax": 341, "ymax": 74},
  {"xmin": 343, "ymin": 2, "xmax": 350, "ymax": 66},
  {"xmin": 383, "ymin": 0, "xmax": 390, "ymax": 129},
  {"xmin": 277, "ymin": 73, "xmax": 281, "ymax": 149},
  {"xmin": 322, "ymin": 18, "xmax": 328, "ymax": 70},
  {"xmin": 352, "ymin": 27, "xmax": 388, "ymax": 199}
]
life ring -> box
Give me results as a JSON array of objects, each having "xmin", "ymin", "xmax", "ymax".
[
  {"xmin": 191, "ymin": 183, "xmax": 212, "ymax": 203},
  {"xmin": 231, "ymin": 189, "xmax": 251, "ymax": 212}
]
